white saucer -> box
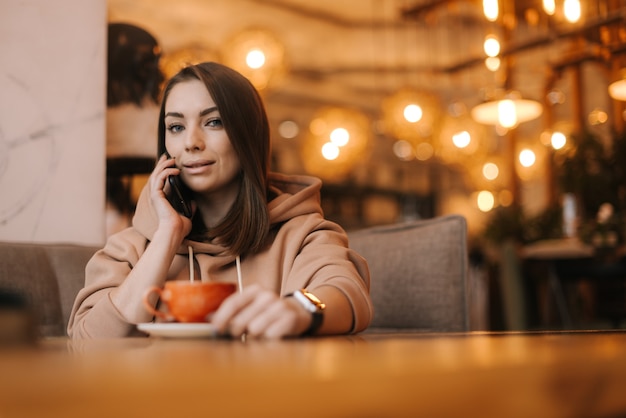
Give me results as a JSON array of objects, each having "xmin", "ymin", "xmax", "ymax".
[{"xmin": 137, "ymin": 322, "xmax": 218, "ymax": 338}]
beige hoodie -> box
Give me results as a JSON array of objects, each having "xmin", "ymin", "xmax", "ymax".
[{"xmin": 67, "ymin": 172, "xmax": 373, "ymax": 338}]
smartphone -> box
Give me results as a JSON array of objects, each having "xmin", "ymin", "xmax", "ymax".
[
  {"xmin": 161, "ymin": 151, "xmax": 193, "ymax": 218},
  {"xmin": 166, "ymin": 174, "xmax": 193, "ymax": 218}
]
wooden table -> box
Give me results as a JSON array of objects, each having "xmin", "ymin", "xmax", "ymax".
[
  {"xmin": 2, "ymin": 331, "xmax": 626, "ymax": 418},
  {"xmin": 522, "ymin": 238, "xmax": 596, "ymax": 328},
  {"xmin": 523, "ymin": 238, "xmax": 626, "ymax": 328}
]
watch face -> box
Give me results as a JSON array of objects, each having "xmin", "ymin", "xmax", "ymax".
[
  {"xmin": 300, "ymin": 290, "xmax": 325, "ymax": 311},
  {"xmin": 303, "ymin": 291, "xmax": 322, "ymax": 305},
  {"xmin": 291, "ymin": 290, "xmax": 325, "ymax": 313}
]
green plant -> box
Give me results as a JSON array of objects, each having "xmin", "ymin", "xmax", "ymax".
[
  {"xmin": 482, "ymin": 205, "xmax": 563, "ymax": 245},
  {"xmin": 557, "ymin": 130, "xmax": 621, "ymax": 219}
]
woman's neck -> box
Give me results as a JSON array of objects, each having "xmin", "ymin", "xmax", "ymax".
[{"xmin": 194, "ymin": 184, "xmax": 239, "ymax": 228}]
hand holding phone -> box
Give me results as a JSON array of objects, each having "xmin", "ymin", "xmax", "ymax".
[{"xmin": 160, "ymin": 151, "xmax": 193, "ymax": 218}]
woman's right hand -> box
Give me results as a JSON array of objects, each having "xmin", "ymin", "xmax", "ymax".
[{"xmin": 148, "ymin": 154, "xmax": 194, "ymax": 241}]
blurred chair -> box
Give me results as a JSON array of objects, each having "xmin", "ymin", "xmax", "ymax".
[
  {"xmin": 0, "ymin": 242, "xmax": 98, "ymax": 337},
  {"xmin": 348, "ymin": 214, "xmax": 469, "ymax": 332}
]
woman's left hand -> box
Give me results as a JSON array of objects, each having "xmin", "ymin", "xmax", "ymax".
[{"xmin": 211, "ymin": 284, "xmax": 312, "ymax": 339}]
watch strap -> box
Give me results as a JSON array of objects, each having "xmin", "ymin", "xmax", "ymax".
[{"xmin": 303, "ymin": 310, "xmax": 324, "ymax": 336}]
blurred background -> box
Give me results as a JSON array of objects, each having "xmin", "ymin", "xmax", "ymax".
[
  {"xmin": 106, "ymin": 0, "xmax": 626, "ymax": 239},
  {"xmin": 104, "ymin": 0, "xmax": 626, "ymax": 331}
]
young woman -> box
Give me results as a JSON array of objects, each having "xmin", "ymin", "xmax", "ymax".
[{"xmin": 68, "ymin": 62, "xmax": 373, "ymax": 339}]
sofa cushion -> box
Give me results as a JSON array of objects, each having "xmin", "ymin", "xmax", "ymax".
[
  {"xmin": 42, "ymin": 244, "xmax": 99, "ymax": 332},
  {"xmin": 0, "ymin": 242, "xmax": 64, "ymax": 336},
  {"xmin": 348, "ymin": 215, "xmax": 469, "ymax": 332},
  {"xmin": 0, "ymin": 242, "xmax": 97, "ymax": 337}
]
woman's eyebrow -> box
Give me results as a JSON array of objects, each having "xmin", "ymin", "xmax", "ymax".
[
  {"xmin": 164, "ymin": 107, "xmax": 218, "ymax": 119},
  {"xmin": 200, "ymin": 106, "xmax": 219, "ymax": 117}
]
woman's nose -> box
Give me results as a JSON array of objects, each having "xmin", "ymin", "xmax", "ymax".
[{"xmin": 184, "ymin": 126, "xmax": 205, "ymax": 151}]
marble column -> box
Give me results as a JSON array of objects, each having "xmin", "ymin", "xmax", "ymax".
[{"xmin": 0, "ymin": 0, "xmax": 107, "ymax": 245}]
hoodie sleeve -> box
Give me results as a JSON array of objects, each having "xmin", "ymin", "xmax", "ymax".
[
  {"xmin": 277, "ymin": 215, "xmax": 374, "ymax": 334},
  {"xmin": 67, "ymin": 229, "xmax": 149, "ymax": 339}
]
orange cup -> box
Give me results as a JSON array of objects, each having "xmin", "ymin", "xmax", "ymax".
[{"xmin": 143, "ymin": 281, "xmax": 236, "ymax": 323}]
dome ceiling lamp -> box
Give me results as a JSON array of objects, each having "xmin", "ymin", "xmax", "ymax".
[
  {"xmin": 300, "ymin": 107, "xmax": 371, "ymax": 181},
  {"xmin": 471, "ymin": 27, "xmax": 542, "ymax": 129},
  {"xmin": 608, "ymin": 69, "xmax": 626, "ymax": 101},
  {"xmin": 381, "ymin": 88, "xmax": 441, "ymax": 161},
  {"xmin": 436, "ymin": 102, "xmax": 493, "ymax": 167},
  {"xmin": 471, "ymin": 90, "xmax": 543, "ymax": 129},
  {"xmin": 221, "ymin": 28, "xmax": 287, "ymax": 91}
]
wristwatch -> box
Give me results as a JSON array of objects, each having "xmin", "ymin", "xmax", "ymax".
[{"xmin": 288, "ymin": 289, "xmax": 325, "ymax": 336}]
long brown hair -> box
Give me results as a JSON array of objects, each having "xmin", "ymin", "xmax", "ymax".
[{"xmin": 157, "ymin": 62, "xmax": 271, "ymax": 255}]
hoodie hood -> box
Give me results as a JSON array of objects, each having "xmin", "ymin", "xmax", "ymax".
[{"xmin": 132, "ymin": 172, "xmax": 324, "ymax": 252}]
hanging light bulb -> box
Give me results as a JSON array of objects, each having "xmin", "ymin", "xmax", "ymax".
[
  {"xmin": 519, "ymin": 149, "xmax": 536, "ymax": 168},
  {"xmin": 330, "ymin": 127, "xmax": 350, "ymax": 146},
  {"xmin": 222, "ymin": 28, "xmax": 287, "ymax": 90},
  {"xmin": 551, "ymin": 131, "xmax": 567, "ymax": 150},
  {"xmin": 482, "ymin": 162, "xmax": 499, "ymax": 181},
  {"xmin": 564, "ymin": 0, "xmax": 581, "ymax": 23},
  {"xmin": 245, "ymin": 49, "xmax": 266, "ymax": 69},
  {"xmin": 543, "ymin": 0, "xmax": 556, "ymax": 15},
  {"xmin": 321, "ymin": 142, "xmax": 340, "ymax": 160},
  {"xmin": 483, "ymin": 35, "xmax": 500, "ymax": 57},
  {"xmin": 497, "ymin": 99, "xmax": 517, "ymax": 128},
  {"xmin": 485, "ymin": 57, "xmax": 501, "ymax": 71},
  {"xmin": 403, "ymin": 104, "xmax": 423, "ymax": 123},
  {"xmin": 381, "ymin": 88, "xmax": 441, "ymax": 145},
  {"xmin": 483, "ymin": 0, "xmax": 498, "ymax": 22},
  {"xmin": 477, "ymin": 190, "xmax": 495, "ymax": 212},
  {"xmin": 301, "ymin": 107, "xmax": 370, "ymax": 180},
  {"xmin": 452, "ymin": 131, "xmax": 471, "ymax": 148}
]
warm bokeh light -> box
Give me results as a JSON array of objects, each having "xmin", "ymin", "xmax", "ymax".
[
  {"xmin": 485, "ymin": 57, "xmax": 501, "ymax": 71},
  {"xmin": 382, "ymin": 88, "xmax": 441, "ymax": 145},
  {"xmin": 483, "ymin": 0, "xmax": 498, "ymax": 22},
  {"xmin": 301, "ymin": 106, "xmax": 370, "ymax": 180},
  {"xmin": 436, "ymin": 113, "xmax": 492, "ymax": 167},
  {"xmin": 245, "ymin": 49, "xmax": 265, "ymax": 69},
  {"xmin": 161, "ymin": 45, "xmax": 217, "ymax": 79},
  {"xmin": 415, "ymin": 142, "xmax": 434, "ymax": 161},
  {"xmin": 452, "ymin": 131, "xmax": 471, "ymax": 148},
  {"xmin": 551, "ymin": 131, "xmax": 566, "ymax": 150},
  {"xmin": 222, "ymin": 28, "xmax": 286, "ymax": 90},
  {"xmin": 519, "ymin": 149, "xmax": 536, "ymax": 167},
  {"xmin": 393, "ymin": 140, "xmax": 414, "ymax": 161},
  {"xmin": 472, "ymin": 92, "xmax": 543, "ymax": 128},
  {"xmin": 547, "ymin": 89, "xmax": 566, "ymax": 105},
  {"xmin": 564, "ymin": 0, "xmax": 581, "ymax": 23},
  {"xmin": 477, "ymin": 190, "xmax": 495, "ymax": 212},
  {"xmin": 404, "ymin": 104, "xmax": 423, "ymax": 123},
  {"xmin": 482, "ymin": 162, "xmax": 499, "ymax": 180},
  {"xmin": 588, "ymin": 108, "xmax": 608, "ymax": 125},
  {"xmin": 278, "ymin": 120, "xmax": 299, "ymax": 139},
  {"xmin": 483, "ymin": 35, "xmax": 500, "ymax": 57},
  {"xmin": 543, "ymin": 0, "xmax": 556, "ymax": 15},
  {"xmin": 499, "ymin": 189, "xmax": 513, "ymax": 207},
  {"xmin": 321, "ymin": 142, "xmax": 339, "ymax": 160},
  {"xmin": 330, "ymin": 127, "xmax": 350, "ymax": 146}
]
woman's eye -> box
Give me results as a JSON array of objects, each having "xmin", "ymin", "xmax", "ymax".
[
  {"xmin": 206, "ymin": 118, "xmax": 223, "ymax": 128},
  {"xmin": 167, "ymin": 124, "xmax": 184, "ymax": 133}
]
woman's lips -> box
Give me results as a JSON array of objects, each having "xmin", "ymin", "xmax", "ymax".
[{"xmin": 183, "ymin": 160, "xmax": 214, "ymax": 174}]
